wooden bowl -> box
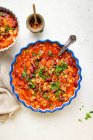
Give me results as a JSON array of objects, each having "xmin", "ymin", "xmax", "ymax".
[{"xmin": 26, "ymin": 13, "xmax": 45, "ymax": 33}]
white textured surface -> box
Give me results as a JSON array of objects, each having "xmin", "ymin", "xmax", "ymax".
[{"xmin": 0, "ymin": 0, "xmax": 93, "ymax": 140}]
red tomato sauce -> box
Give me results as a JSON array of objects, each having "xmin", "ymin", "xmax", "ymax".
[
  {"xmin": 0, "ymin": 11, "xmax": 18, "ymax": 50},
  {"xmin": 12, "ymin": 41, "xmax": 79, "ymax": 110}
]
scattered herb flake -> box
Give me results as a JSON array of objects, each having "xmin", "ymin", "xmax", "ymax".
[
  {"xmin": 5, "ymin": 25, "xmax": 15, "ymax": 32},
  {"xmin": 38, "ymin": 68, "xmax": 47, "ymax": 79},
  {"xmin": 21, "ymin": 67, "xmax": 27, "ymax": 78},
  {"xmin": 48, "ymin": 50, "xmax": 53, "ymax": 56},
  {"xmin": 55, "ymin": 62, "xmax": 68, "ymax": 74},
  {"xmin": 85, "ymin": 113, "xmax": 92, "ymax": 120},
  {"xmin": 55, "ymin": 90, "xmax": 61, "ymax": 97},
  {"xmin": 43, "ymin": 94, "xmax": 49, "ymax": 100},
  {"xmin": 51, "ymin": 81, "xmax": 60, "ymax": 90},
  {"xmin": 78, "ymin": 119, "xmax": 82, "ymax": 122},
  {"xmin": 90, "ymin": 111, "xmax": 93, "ymax": 114},
  {"xmin": 29, "ymin": 81, "xmax": 35, "ymax": 89}
]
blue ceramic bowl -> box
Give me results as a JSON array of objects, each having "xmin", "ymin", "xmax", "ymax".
[{"xmin": 9, "ymin": 40, "xmax": 82, "ymax": 113}]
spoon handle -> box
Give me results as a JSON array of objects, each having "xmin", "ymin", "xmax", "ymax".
[
  {"xmin": 33, "ymin": 4, "xmax": 38, "ymax": 24},
  {"xmin": 58, "ymin": 35, "xmax": 76, "ymax": 56}
]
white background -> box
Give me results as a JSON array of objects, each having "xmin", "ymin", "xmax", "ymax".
[{"xmin": 0, "ymin": 0, "xmax": 93, "ymax": 140}]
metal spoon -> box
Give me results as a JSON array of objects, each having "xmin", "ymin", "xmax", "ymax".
[{"xmin": 58, "ymin": 35, "xmax": 76, "ymax": 56}]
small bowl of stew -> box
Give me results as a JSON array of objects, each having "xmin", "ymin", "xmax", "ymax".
[
  {"xmin": 0, "ymin": 7, "xmax": 19, "ymax": 52},
  {"xmin": 10, "ymin": 40, "xmax": 82, "ymax": 113}
]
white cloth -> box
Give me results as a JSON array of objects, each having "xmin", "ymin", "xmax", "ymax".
[{"xmin": 0, "ymin": 51, "xmax": 21, "ymax": 122}]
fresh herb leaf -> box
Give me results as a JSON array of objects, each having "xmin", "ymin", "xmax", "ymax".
[
  {"xmin": 21, "ymin": 67, "xmax": 27, "ymax": 78},
  {"xmin": 48, "ymin": 50, "xmax": 53, "ymax": 56},
  {"xmin": 29, "ymin": 81, "xmax": 35, "ymax": 89},
  {"xmin": 43, "ymin": 94, "xmax": 49, "ymax": 100},
  {"xmin": 85, "ymin": 113, "xmax": 92, "ymax": 120},
  {"xmin": 42, "ymin": 75, "xmax": 47, "ymax": 79},
  {"xmin": 21, "ymin": 72, "xmax": 27, "ymax": 78},
  {"xmin": 38, "ymin": 68, "xmax": 47, "ymax": 79},
  {"xmin": 90, "ymin": 111, "xmax": 93, "ymax": 114},
  {"xmin": 51, "ymin": 82, "xmax": 60, "ymax": 90},
  {"xmin": 55, "ymin": 62, "xmax": 68, "ymax": 74},
  {"xmin": 5, "ymin": 25, "xmax": 15, "ymax": 32},
  {"xmin": 55, "ymin": 90, "xmax": 61, "ymax": 97}
]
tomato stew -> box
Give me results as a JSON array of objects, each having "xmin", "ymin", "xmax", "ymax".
[
  {"xmin": 12, "ymin": 41, "xmax": 79, "ymax": 110},
  {"xmin": 0, "ymin": 11, "xmax": 18, "ymax": 50}
]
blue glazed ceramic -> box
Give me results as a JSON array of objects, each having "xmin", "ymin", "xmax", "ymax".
[{"xmin": 9, "ymin": 40, "xmax": 82, "ymax": 113}]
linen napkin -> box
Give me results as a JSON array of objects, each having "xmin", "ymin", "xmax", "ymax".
[{"xmin": 0, "ymin": 51, "xmax": 21, "ymax": 122}]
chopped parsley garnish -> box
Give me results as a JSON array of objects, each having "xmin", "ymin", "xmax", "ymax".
[
  {"xmin": 90, "ymin": 111, "xmax": 93, "ymax": 113},
  {"xmin": 43, "ymin": 94, "xmax": 49, "ymax": 100},
  {"xmin": 55, "ymin": 89, "xmax": 61, "ymax": 97},
  {"xmin": 85, "ymin": 113, "xmax": 92, "ymax": 120},
  {"xmin": 38, "ymin": 68, "xmax": 47, "ymax": 79},
  {"xmin": 29, "ymin": 81, "xmax": 35, "ymax": 89},
  {"xmin": 48, "ymin": 50, "xmax": 53, "ymax": 56},
  {"xmin": 55, "ymin": 62, "xmax": 68, "ymax": 74},
  {"xmin": 5, "ymin": 25, "xmax": 15, "ymax": 32},
  {"xmin": 51, "ymin": 81, "xmax": 60, "ymax": 90},
  {"xmin": 21, "ymin": 67, "xmax": 27, "ymax": 78}
]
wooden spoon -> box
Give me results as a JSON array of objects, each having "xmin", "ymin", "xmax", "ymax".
[
  {"xmin": 33, "ymin": 4, "xmax": 38, "ymax": 24},
  {"xmin": 58, "ymin": 35, "xmax": 76, "ymax": 56}
]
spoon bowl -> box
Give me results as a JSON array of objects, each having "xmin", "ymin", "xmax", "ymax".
[{"xmin": 58, "ymin": 35, "xmax": 76, "ymax": 56}]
